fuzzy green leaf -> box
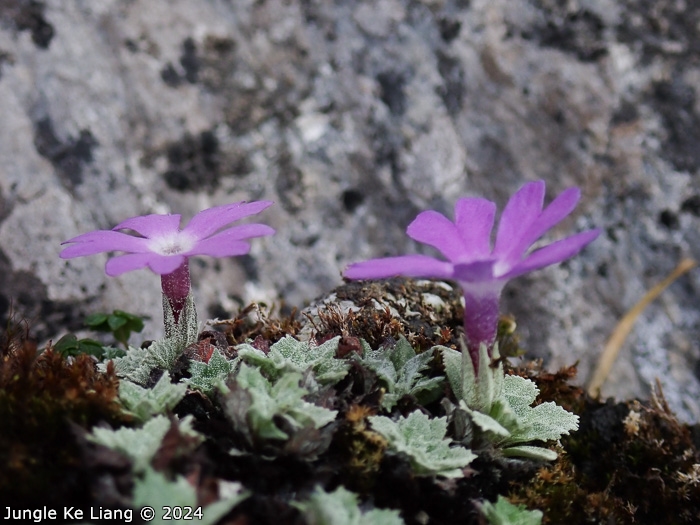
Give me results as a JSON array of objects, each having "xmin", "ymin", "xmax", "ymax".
[
  {"xmin": 109, "ymin": 337, "xmax": 184, "ymax": 385},
  {"xmin": 88, "ymin": 416, "xmax": 167, "ymax": 472},
  {"xmin": 163, "ymin": 292, "xmax": 198, "ymax": 346},
  {"xmin": 369, "ymin": 411, "xmax": 475, "ymax": 478},
  {"xmin": 133, "ymin": 467, "xmax": 248, "ymax": 525},
  {"xmin": 500, "ymin": 375, "xmax": 579, "ymax": 447},
  {"xmin": 441, "ymin": 342, "xmax": 503, "ymax": 414},
  {"xmin": 501, "ymin": 446, "xmax": 558, "ymax": 461},
  {"xmin": 292, "ymin": 486, "xmax": 404, "ymax": 525},
  {"xmin": 119, "ymin": 372, "xmax": 187, "ymax": 421},
  {"xmin": 88, "ymin": 415, "xmax": 201, "ymax": 472},
  {"xmin": 231, "ymin": 364, "xmax": 337, "ymax": 441},
  {"xmin": 237, "ymin": 335, "xmax": 348, "ymax": 384},
  {"xmin": 461, "ymin": 403, "xmax": 510, "ymax": 438},
  {"xmin": 185, "ymin": 348, "xmax": 236, "ymax": 395},
  {"xmin": 360, "ymin": 337, "xmax": 444, "ymax": 410},
  {"xmin": 479, "ymin": 495, "xmax": 543, "ymax": 525}
]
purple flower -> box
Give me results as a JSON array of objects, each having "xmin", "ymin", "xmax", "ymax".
[
  {"xmin": 343, "ymin": 181, "xmax": 600, "ymax": 367},
  {"xmin": 61, "ymin": 201, "xmax": 275, "ymax": 323}
]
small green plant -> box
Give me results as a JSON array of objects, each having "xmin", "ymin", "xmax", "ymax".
[
  {"xmin": 358, "ymin": 336, "xmax": 444, "ymax": 410},
  {"xmin": 441, "ymin": 342, "xmax": 578, "ymax": 461},
  {"xmin": 292, "ymin": 486, "xmax": 404, "ymax": 525},
  {"xmin": 106, "ymin": 297, "xmax": 199, "ymax": 385},
  {"xmin": 479, "ymin": 495, "xmax": 543, "ymax": 525},
  {"xmin": 368, "ymin": 410, "xmax": 476, "ymax": 478},
  {"xmin": 53, "ymin": 333, "xmax": 112, "ymax": 358},
  {"xmin": 225, "ymin": 363, "xmax": 337, "ymax": 443},
  {"xmin": 236, "ymin": 335, "xmax": 349, "ymax": 384},
  {"xmin": 185, "ymin": 348, "xmax": 236, "ymax": 395},
  {"xmin": 118, "ymin": 372, "xmax": 187, "ymax": 422},
  {"xmin": 84, "ymin": 309, "xmax": 145, "ymax": 348}
]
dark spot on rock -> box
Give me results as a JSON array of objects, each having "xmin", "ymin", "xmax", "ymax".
[
  {"xmin": 436, "ymin": 51, "xmax": 465, "ymax": 113},
  {"xmin": 162, "ymin": 130, "xmax": 221, "ymax": 192},
  {"xmin": 180, "ymin": 37, "xmax": 199, "ymax": 84},
  {"xmin": 0, "ymin": 186, "xmax": 12, "ymax": 225},
  {"xmin": 518, "ymin": 5, "xmax": 607, "ymax": 62},
  {"xmin": 377, "ymin": 71, "xmax": 407, "ymax": 116},
  {"xmin": 196, "ymin": 35, "xmax": 238, "ymax": 92},
  {"xmin": 0, "ymin": 50, "xmax": 14, "ymax": 79},
  {"xmin": 238, "ymin": 254, "xmax": 259, "ymax": 282},
  {"xmin": 160, "ymin": 63, "xmax": 182, "ymax": 87},
  {"xmin": 438, "ymin": 17, "xmax": 461, "ymax": 42},
  {"xmin": 681, "ymin": 195, "xmax": 700, "ymax": 216},
  {"xmin": 205, "ymin": 35, "xmax": 235, "ymax": 55},
  {"xmin": 159, "ymin": 38, "xmax": 201, "ymax": 87},
  {"xmin": 124, "ymin": 38, "xmax": 138, "ymax": 53},
  {"xmin": 33, "ymin": 117, "xmax": 98, "ymax": 189},
  {"xmin": 611, "ymin": 100, "xmax": 639, "ymax": 125},
  {"xmin": 341, "ymin": 189, "xmax": 364, "ymax": 213},
  {"xmin": 0, "ymin": 0, "xmax": 55, "ymax": 49},
  {"xmin": 649, "ymin": 79, "xmax": 700, "ymax": 172},
  {"xmin": 597, "ymin": 262, "xmax": 608, "ymax": 278},
  {"xmin": 275, "ymin": 151, "xmax": 305, "ymax": 213},
  {"xmin": 658, "ymin": 209, "xmax": 679, "ymax": 229}
]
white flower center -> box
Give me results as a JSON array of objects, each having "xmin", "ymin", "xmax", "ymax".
[{"xmin": 148, "ymin": 232, "xmax": 195, "ymax": 256}]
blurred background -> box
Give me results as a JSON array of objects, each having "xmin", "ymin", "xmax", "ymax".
[{"xmin": 1, "ymin": 0, "xmax": 700, "ymax": 421}]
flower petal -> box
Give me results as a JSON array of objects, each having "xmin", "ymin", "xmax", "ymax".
[
  {"xmin": 343, "ymin": 255, "xmax": 454, "ymax": 280},
  {"xmin": 183, "ymin": 224, "xmax": 274, "ymax": 257},
  {"xmin": 511, "ymin": 187, "xmax": 581, "ymax": 259},
  {"xmin": 501, "ymin": 229, "xmax": 601, "ymax": 279},
  {"xmin": 113, "ymin": 214, "xmax": 182, "ymax": 238},
  {"xmin": 454, "ymin": 198, "xmax": 496, "ymax": 259},
  {"xmin": 147, "ymin": 254, "xmax": 188, "ymax": 275},
  {"xmin": 60, "ymin": 231, "xmax": 150, "ymax": 258},
  {"xmin": 406, "ymin": 211, "xmax": 469, "ymax": 261},
  {"xmin": 453, "ymin": 260, "xmax": 498, "ymax": 283},
  {"xmin": 213, "ymin": 223, "xmax": 276, "ymax": 241},
  {"xmin": 105, "ymin": 253, "xmax": 186, "ymax": 276},
  {"xmin": 493, "ymin": 180, "xmax": 545, "ymax": 258},
  {"xmin": 105, "ymin": 253, "xmax": 154, "ymax": 276},
  {"xmin": 184, "ymin": 238, "xmax": 251, "ymax": 258},
  {"xmin": 183, "ymin": 201, "xmax": 274, "ymax": 240}
]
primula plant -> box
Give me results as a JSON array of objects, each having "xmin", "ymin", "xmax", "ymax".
[
  {"xmin": 344, "ymin": 181, "xmax": 600, "ymax": 368},
  {"xmin": 60, "ymin": 201, "xmax": 275, "ymax": 331}
]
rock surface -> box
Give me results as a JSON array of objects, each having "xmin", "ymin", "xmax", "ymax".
[{"xmin": 1, "ymin": 0, "xmax": 700, "ymax": 420}]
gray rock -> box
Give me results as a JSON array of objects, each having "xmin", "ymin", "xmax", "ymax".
[{"xmin": 1, "ymin": 0, "xmax": 700, "ymax": 420}]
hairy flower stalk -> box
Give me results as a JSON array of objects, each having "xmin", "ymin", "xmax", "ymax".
[
  {"xmin": 160, "ymin": 260, "xmax": 191, "ymax": 324},
  {"xmin": 60, "ymin": 201, "xmax": 275, "ymax": 330},
  {"xmin": 344, "ymin": 181, "xmax": 600, "ymax": 370}
]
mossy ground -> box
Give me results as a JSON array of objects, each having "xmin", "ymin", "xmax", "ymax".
[{"xmin": 1, "ymin": 279, "xmax": 699, "ymax": 523}]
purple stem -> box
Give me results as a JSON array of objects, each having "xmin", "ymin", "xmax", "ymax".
[
  {"xmin": 461, "ymin": 283, "xmax": 503, "ymax": 372},
  {"xmin": 160, "ymin": 260, "xmax": 191, "ymax": 324}
]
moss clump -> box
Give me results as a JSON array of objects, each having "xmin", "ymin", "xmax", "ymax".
[
  {"xmin": 511, "ymin": 384, "xmax": 700, "ymax": 524},
  {"xmin": 0, "ymin": 320, "xmax": 126, "ymax": 505}
]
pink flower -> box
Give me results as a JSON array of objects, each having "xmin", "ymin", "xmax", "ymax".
[
  {"xmin": 343, "ymin": 181, "xmax": 600, "ymax": 366},
  {"xmin": 61, "ymin": 201, "xmax": 275, "ymax": 323}
]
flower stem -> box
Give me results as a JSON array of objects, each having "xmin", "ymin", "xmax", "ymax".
[
  {"xmin": 160, "ymin": 260, "xmax": 191, "ymax": 324},
  {"xmin": 461, "ymin": 285, "xmax": 502, "ymax": 372}
]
